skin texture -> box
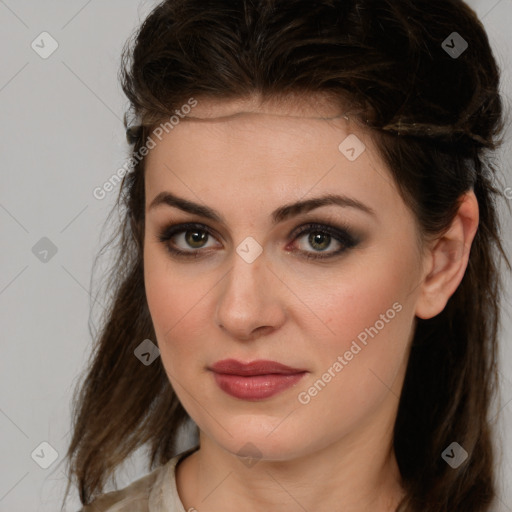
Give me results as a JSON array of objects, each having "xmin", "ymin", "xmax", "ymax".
[{"xmin": 142, "ymin": 94, "xmax": 479, "ymax": 512}]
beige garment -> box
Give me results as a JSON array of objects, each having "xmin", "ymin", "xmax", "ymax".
[{"xmin": 79, "ymin": 446, "xmax": 199, "ymax": 512}]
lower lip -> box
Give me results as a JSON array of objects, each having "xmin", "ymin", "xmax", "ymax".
[{"xmin": 212, "ymin": 372, "xmax": 307, "ymax": 400}]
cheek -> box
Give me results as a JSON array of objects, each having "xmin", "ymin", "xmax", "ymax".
[
  {"xmin": 303, "ymin": 245, "xmax": 419, "ymax": 398},
  {"xmin": 324, "ymin": 263, "xmax": 413, "ymax": 344},
  {"xmin": 293, "ymin": 236, "xmax": 420, "ymax": 373},
  {"xmin": 143, "ymin": 248, "xmax": 217, "ymax": 369}
]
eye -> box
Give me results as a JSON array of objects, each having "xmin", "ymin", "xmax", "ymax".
[
  {"xmin": 156, "ymin": 221, "xmax": 359, "ymax": 260},
  {"xmin": 289, "ymin": 223, "xmax": 358, "ymax": 260},
  {"xmin": 157, "ymin": 223, "xmax": 220, "ymax": 258}
]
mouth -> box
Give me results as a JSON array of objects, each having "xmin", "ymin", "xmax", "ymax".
[{"xmin": 209, "ymin": 359, "xmax": 308, "ymax": 400}]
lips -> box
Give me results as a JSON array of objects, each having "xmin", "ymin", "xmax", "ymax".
[
  {"xmin": 210, "ymin": 359, "xmax": 306, "ymax": 375},
  {"xmin": 209, "ymin": 359, "xmax": 307, "ymax": 400}
]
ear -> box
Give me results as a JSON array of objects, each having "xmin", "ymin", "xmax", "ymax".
[{"xmin": 415, "ymin": 191, "xmax": 479, "ymax": 320}]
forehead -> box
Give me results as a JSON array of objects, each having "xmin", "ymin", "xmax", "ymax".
[
  {"xmin": 144, "ymin": 92, "xmax": 375, "ymax": 174},
  {"xmin": 142, "ymin": 94, "xmax": 406, "ymax": 225}
]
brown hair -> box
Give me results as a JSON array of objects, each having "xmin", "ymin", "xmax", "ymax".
[{"xmin": 62, "ymin": 1, "xmax": 510, "ymax": 510}]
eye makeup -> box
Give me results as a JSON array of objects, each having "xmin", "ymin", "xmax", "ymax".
[{"xmin": 155, "ymin": 219, "xmax": 361, "ymax": 261}]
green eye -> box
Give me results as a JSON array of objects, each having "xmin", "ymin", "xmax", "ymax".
[
  {"xmin": 307, "ymin": 232, "xmax": 333, "ymax": 252},
  {"xmin": 290, "ymin": 223, "xmax": 358, "ymax": 260}
]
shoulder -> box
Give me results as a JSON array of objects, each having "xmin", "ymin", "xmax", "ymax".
[
  {"xmin": 78, "ymin": 465, "xmax": 163, "ymax": 512},
  {"xmin": 78, "ymin": 446, "xmax": 199, "ymax": 512}
]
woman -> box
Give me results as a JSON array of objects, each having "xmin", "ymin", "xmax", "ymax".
[{"xmin": 63, "ymin": 0, "xmax": 510, "ymax": 511}]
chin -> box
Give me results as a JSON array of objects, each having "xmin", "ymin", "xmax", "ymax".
[{"xmin": 200, "ymin": 413, "xmax": 320, "ymax": 462}]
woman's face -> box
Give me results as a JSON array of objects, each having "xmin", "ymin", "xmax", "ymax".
[{"xmin": 143, "ymin": 95, "xmax": 427, "ymax": 461}]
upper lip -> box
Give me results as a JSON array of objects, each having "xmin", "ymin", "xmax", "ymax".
[{"xmin": 210, "ymin": 359, "xmax": 306, "ymax": 376}]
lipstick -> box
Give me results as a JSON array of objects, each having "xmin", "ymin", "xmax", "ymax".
[{"xmin": 209, "ymin": 359, "xmax": 307, "ymax": 400}]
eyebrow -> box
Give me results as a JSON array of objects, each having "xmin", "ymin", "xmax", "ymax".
[{"xmin": 148, "ymin": 191, "xmax": 375, "ymax": 224}]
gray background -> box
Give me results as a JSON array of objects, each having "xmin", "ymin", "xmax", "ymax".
[{"xmin": 0, "ymin": 1, "xmax": 511, "ymax": 511}]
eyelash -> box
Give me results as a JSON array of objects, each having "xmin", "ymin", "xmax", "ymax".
[{"xmin": 156, "ymin": 222, "xmax": 359, "ymax": 261}]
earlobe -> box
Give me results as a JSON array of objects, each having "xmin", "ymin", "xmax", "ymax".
[{"xmin": 415, "ymin": 191, "xmax": 479, "ymax": 320}]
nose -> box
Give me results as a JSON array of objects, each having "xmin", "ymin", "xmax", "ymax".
[{"xmin": 214, "ymin": 248, "xmax": 287, "ymax": 341}]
